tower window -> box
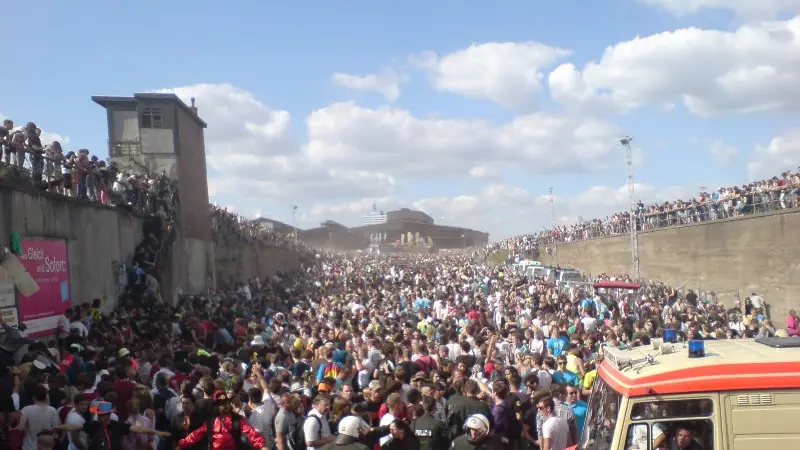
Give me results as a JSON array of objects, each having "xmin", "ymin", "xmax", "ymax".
[{"xmin": 140, "ymin": 108, "xmax": 164, "ymax": 129}]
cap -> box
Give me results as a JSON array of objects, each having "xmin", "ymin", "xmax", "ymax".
[
  {"xmin": 251, "ymin": 335, "xmax": 265, "ymax": 346},
  {"xmin": 89, "ymin": 401, "xmax": 115, "ymax": 415},
  {"xmin": 368, "ymin": 380, "xmax": 381, "ymax": 390},
  {"xmin": 465, "ymin": 414, "xmax": 490, "ymax": 433},
  {"xmin": 336, "ymin": 416, "xmax": 368, "ymax": 444},
  {"xmin": 118, "ymin": 348, "xmax": 131, "ymax": 358},
  {"xmin": 412, "ymin": 372, "xmax": 428, "ymax": 382}
]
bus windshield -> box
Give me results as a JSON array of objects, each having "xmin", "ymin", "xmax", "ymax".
[
  {"xmin": 561, "ymin": 271, "xmax": 583, "ymax": 282},
  {"xmin": 580, "ymin": 376, "xmax": 622, "ymax": 450}
]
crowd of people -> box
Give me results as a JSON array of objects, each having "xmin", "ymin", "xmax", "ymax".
[
  {"xmin": 539, "ymin": 169, "xmax": 800, "ymax": 244},
  {"xmin": 1, "ymin": 234, "xmax": 794, "ymax": 450},
  {"xmin": 210, "ymin": 206, "xmax": 309, "ymax": 252},
  {"xmin": 2, "ymin": 115, "xmax": 797, "ymax": 450},
  {"xmin": 0, "ymin": 118, "xmax": 179, "ymax": 220}
]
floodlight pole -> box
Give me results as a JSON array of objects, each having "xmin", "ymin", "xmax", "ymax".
[
  {"xmin": 290, "ymin": 205, "xmax": 298, "ymax": 244},
  {"xmin": 620, "ymin": 136, "xmax": 640, "ymax": 279}
]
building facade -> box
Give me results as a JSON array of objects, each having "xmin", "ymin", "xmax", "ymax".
[{"xmin": 362, "ymin": 211, "xmax": 388, "ymax": 226}]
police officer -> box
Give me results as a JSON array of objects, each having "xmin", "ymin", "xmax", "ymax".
[
  {"xmin": 411, "ymin": 397, "xmax": 450, "ymax": 450},
  {"xmin": 320, "ymin": 416, "xmax": 371, "ymax": 450},
  {"xmin": 449, "ymin": 379, "xmax": 494, "ymax": 438},
  {"xmin": 451, "ymin": 414, "xmax": 511, "ymax": 450}
]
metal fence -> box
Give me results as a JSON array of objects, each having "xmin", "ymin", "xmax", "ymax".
[
  {"xmin": 0, "ymin": 157, "xmax": 177, "ymax": 219},
  {"xmin": 538, "ymin": 191, "xmax": 800, "ymax": 244}
]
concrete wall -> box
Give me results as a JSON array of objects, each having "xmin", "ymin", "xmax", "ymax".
[
  {"xmin": 213, "ymin": 232, "xmax": 302, "ymax": 287},
  {"xmin": 0, "ymin": 185, "xmax": 144, "ymax": 312},
  {"xmin": 1, "ymin": 184, "xmax": 303, "ymax": 313},
  {"xmin": 539, "ymin": 209, "xmax": 800, "ymax": 318}
]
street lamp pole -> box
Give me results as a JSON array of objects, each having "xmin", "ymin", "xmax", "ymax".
[
  {"xmin": 619, "ymin": 136, "xmax": 640, "ymax": 279},
  {"xmin": 290, "ymin": 205, "xmax": 298, "ymax": 244}
]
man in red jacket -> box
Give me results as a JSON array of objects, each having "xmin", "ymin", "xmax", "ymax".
[{"xmin": 178, "ymin": 390, "xmax": 267, "ymax": 450}]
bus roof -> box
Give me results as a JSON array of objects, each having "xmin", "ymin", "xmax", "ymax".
[{"xmin": 599, "ymin": 337, "xmax": 800, "ymax": 397}]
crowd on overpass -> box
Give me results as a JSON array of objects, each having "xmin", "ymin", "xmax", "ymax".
[
  {"xmin": 210, "ymin": 205, "xmax": 310, "ymax": 252},
  {"xmin": 0, "ymin": 118, "xmax": 179, "ymax": 221},
  {"xmin": 0, "ymin": 116, "xmax": 303, "ymax": 253},
  {"xmin": 539, "ymin": 168, "xmax": 800, "ymax": 244}
]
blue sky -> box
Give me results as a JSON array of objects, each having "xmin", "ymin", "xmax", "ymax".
[{"xmin": 3, "ymin": 0, "xmax": 799, "ymax": 238}]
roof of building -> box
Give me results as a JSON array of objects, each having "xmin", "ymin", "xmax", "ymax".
[
  {"xmin": 600, "ymin": 337, "xmax": 800, "ymax": 397},
  {"xmin": 91, "ymin": 93, "xmax": 207, "ymax": 128}
]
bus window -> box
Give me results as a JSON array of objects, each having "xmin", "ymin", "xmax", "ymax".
[
  {"xmin": 630, "ymin": 399, "xmax": 713, "ymax": 420},
  {"xmin": 579, "ymin": 376, "xmax": 622, "ymax": 450},
  {"xmin": 626, "ymin": 420, "xmax": 712, "ymax": 450}
]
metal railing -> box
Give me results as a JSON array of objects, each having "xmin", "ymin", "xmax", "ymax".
[
  {"xmin": 1, "ymin": 148, "xmax": 178, "ymax": 219},
  {"xmin": 539, "ymin": 190, "xmax": 800, "ymax": 244}
]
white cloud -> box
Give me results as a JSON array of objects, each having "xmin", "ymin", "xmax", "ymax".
[
  {"xmin": 410, "ymin": 41, "xmax": 571, "ymax": 110},
  {"xmin": 548, "ymin": 16, "xmax": 800, "ymax": 117},
  {"xmin": 747, "ymin": 128, "xmax": 800, "ymax": 180},
  {"xmin": 638, "ymin": 0, "xmax": 800, "ymax": 19},
  {"xmin": 468, "ymin": 165, "xmax": 501, "ymax": 179},
  {"xmin": 153, "ymin": 83, "xmax": 632, "ymax": 231},
  {"xmin": 331, "ymin": 68, "xmax": 405, "ymax": 101},
  {"xmin": 158, "ymin": 84, "xmax": 398, "ymax": 203},
  {"xmin": 302, "ymin": 102, "xmax": 623, "ymax": 179},
  {"xmin": 709, "ymin": 139, "xmax": 740, "ymax": 165},
  {"xmin": 158, "ymin": 84, "xmax": 295, "ymax": 156}
]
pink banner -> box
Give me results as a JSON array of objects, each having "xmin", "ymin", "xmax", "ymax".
[{"xmin": 17, "ymin": 239, "xmax": 71, "ymax": 337}]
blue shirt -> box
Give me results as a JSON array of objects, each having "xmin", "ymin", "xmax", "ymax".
[
  {"xmin": 570, "ymin": 400, "xmax": 589, "ymax": 439},
  {"xmin": 547, "ymin": 336, "xmax": 569, "ymax": 357},
  {"xmin": 552, "ymin": 370, "xmax": 581, "ymax": 386}
]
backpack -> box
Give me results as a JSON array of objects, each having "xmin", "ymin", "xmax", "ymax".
[
  {"xmin": 56, "ymin": 406, "xmax": 74, "ymax": 450},
  {"xmin": 503, "ymin": 396, "xmax": 523, "ymax": 441},
  {"xmin": 154, "ymin": 388, "xmax": 178, "ymax": 431},
  {"xmin": 415, "ymin": 355, "xmax": 437, "ymax": 374},
  {"xmin": 320, "ymin": 362, "xmax": 341, "ymax": 380},
  {"xmin": 287, "ymin": 415, "xmax": 322, "ymax": 450}
]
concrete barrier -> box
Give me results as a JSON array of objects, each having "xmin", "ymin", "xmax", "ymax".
[
  {"xmin": 213, "ymin": 232, "xmax": 302, "ymax": 287},
  {"xmin": 540, "ymin": 208, "xmax": 800, "ymax": 319},
  {"xmin": 0, "ymin": 184, "xmax": 144, "ymax": 311}
]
